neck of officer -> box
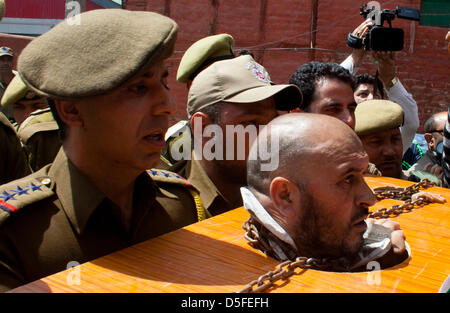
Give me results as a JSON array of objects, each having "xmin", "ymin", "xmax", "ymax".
[
  {"xmin": 198, "ymin": 158, "xmax": 245, "ymax": 209},
  {"xmin": 63, "ymin": 141, "xmax": 137, "ymax": 229}
]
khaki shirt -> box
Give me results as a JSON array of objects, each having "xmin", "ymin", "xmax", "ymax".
[
  {"xmin": 159, "ymin": 153, "xmax": 233, "ymax": 217},
  {"xmin": 0, "ymin": 83, "xmax": 14, "ymax": 121},
  {"xmin": 17, "ymin": 109, "xmax": 61, "ymax": 172},
  {"xmin": 0, "ymin": 148, "xmax": 200, "ymax": 292},
  {"xmin": 365, "ymin": 162, "xmax": 382, "ymax": 176},
  {"xmin": 0, "ymin": 113, "xmax": 31, "ymax": 185}
]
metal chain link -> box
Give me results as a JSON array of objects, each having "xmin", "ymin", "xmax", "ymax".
[
  {"xmin": 369, "ymin": 179, "xmax": 437, "ymax": 219},
  {"xmin": 237, "ymin": 255, "xmax": 335, "ymax": 293},
  {"xmin": 239, "ymin": 217, "xmax": 347, "ymax": 293},
  {"xmin": 237, "ymin": 179, "xmax": 440, "ymax": 293},
  {"xmin": 372, "ymin": 179, "xmax": 436, "ymax": 201}
]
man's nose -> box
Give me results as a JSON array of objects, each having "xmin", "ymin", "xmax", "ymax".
[
  {"xmin": 151, "ymin": 88, "xmax": 176, "ymax": 116},
  {"xmin": 381, "ymin": 142, "xmax": 397, "ymax": 156},
  {"xmin": 339, "ymin": 110, "xmax": 355, "ymax": 129},
  {"xmin": 356, "ymin": 179, "xmax": 377, "ymax": 208}
]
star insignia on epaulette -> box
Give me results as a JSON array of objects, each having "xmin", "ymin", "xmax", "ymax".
[
  {"xmin": 12, "ymin": 186, "xmax": 29, "ymax": 196},
  {"xmin": 0, "ymin": 191, "xmax": 16, "ymax": 202},
  {"xmin": 27, "ymin": 183, "xmax": 42, "ymax": 191}
]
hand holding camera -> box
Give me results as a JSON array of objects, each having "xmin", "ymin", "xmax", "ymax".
[
  {"xmin": 372, "ymin": 51, "xmax": 396, "ymax": 87},
  {"xmin": 347, "ymin": 4, "xmax": 420, "ymax": 52}
]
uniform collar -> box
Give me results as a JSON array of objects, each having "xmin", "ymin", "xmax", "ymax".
[
  {"xmin": 187, "ymin": 153, "xmax": 225, "ymax": 210},
  {"xmin": 48, "ymin": 148, "xmax": 106, "ymax": 235},
  {"xmin": 240, "ymin": 187, "xmax": 297, "ymax": 252}
]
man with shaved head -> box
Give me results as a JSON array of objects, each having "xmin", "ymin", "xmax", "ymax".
[
  {"xmin": 242, "ymin": 113, "xmax": 408, "ymax": 270},
  {"xmin": 407, "ymin": 111, "xmax": 447, "ymax": 178}
]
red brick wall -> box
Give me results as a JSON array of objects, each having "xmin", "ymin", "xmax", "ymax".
[
  {"xmin": 125, "ymin": 0, "xmax": 450, "ymax": 133},
  {"xmin": 3, "ymin": 1, "xmax": 449, "ymax": 132}
]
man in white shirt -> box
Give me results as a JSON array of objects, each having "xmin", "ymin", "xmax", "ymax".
[{"xmin": 341, "ymin": 20, "xmax": 419, "ymax": 155}]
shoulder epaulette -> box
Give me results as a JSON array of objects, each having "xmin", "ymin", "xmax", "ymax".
[
  {"xmin": 0, "ymin": 174, "xmax": 55, "ymax": 218},
  {"xmin": 19, "ymin": 109, "xmax": 55, "ymax": 129},
  {"xmin": 18, "ymin": 110, "xmax": 59, "ymax": 143},
  {"xmin": 147, "ymin": 168, "xmax": 206, "ymax": 221},
  {"xmin": 147, "ymin": 169, "xmax": 192, "ymax": 187},
  {"xmin": 0, "ymin": 112, "xmax": 17, "ymax": 134}
]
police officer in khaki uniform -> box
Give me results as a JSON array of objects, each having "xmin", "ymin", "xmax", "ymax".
[
  {"xmin": 17, "ymin": 108, "xmax": 60, "ymax": 171},
  {"xmin": 161, "ymin": 34, "xmax": 235, "ymax": 166},
  {"xmin": 1, "ymin": 73, "xmax": 49, "ymax": 127},
  {"xmin": 355, "ymin": 99, "xmax": 440, "ymax": 183},
  {"xmin": 160, "ymin": 39, "xmax": 302, "ymax": 216},
  {"xmin": 1, "ymin": 73, "xmax": 60, "ymax": 171},
  {"xmin": 0, "ymin": 112, "xmax": 31, "ymax": 185},
  {"xmin": 0, "ymin": 9, "xmax": 203, "ymax": 292},
  {"xmin": 0, "ymin": 47, "xmax": 14, "ymax": 120}
]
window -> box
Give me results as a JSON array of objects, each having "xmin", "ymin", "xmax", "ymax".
[{"xmin": 420, "ymin": 0, "xmax": 450, "ymax": 27}]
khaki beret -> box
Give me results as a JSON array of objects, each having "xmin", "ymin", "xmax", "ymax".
[
  {"xmin": 1, "ymin": 73, "xmax": 38, "ymax": 107},
  {"xmin": 177, "ymin": 34, "xmax": 234, "ymax": 83},
  {"xmin": 355, "ymin": 99, "xmax": 404, "ymax": 136},
  {"xmin": 18, "ymin": 9, "xmax": 178, "ymax": 100},
  {"xmin": 187, "ymin": 55, "xmax": 302, "ymax": 117},
  {"xmin": 0, "ymin": 0, "xmax": 5, "ymax": 21}
]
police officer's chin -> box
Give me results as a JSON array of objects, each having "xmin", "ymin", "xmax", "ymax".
[{"xmin": 378, "ymin": 162, "xmax": 401, "ymax": 178}]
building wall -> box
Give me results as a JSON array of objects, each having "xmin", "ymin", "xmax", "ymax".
[
  {"xmin": 124, "ymin": 0, "xmax": 450, "ymax": 132},
  {"xmin": 0, "ymin": 0, "xmax": 104, "ymax": 67},
  {"xmin": 2, "ymin": 1, "xmax": 449, "ymax": 132},
  {"xmin": 5, "ymin": 0, "xmax": 103, "ymax": 19}
]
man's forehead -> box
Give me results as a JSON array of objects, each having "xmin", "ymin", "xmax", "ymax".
[
  {"xmin": 313, "ymin": 78, "xmax": 353, "ymax": 100},
  {"xmin": 302, "ymin": 144, "xmax": 368, "ymax": 178},
  {"xmin": 305, "ymin": 137, "xmax": 365, "ymax": 161},
  {"xmin": 17, "ymin": 97, "xmax": 47, "ymax": 105},
  {"xmin": 361, "ymin": 127, "xmax": 401, "ymax": 139},
  {"xmin": 140, "ymin": 62, "xmax": 167, "ymax": 78},
  {"xmin": 355, "ymin": 83, "xmax": 373, "ymax": 91},
  {"xmin": 316, "ymin": 76, "xmax": 351, "ymax": 89},
  {"xmin": 222, "ymin": 97, "xmax": 276, "ymax": 112}
]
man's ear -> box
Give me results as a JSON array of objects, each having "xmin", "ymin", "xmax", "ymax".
[
  {"xmin": 190, "ymin": 111, "xmax": 213, "ymax": 130},
  {"xmin": 424, "ymin": 132, "xmax": 435, "ymax": 149},
  {"xmin": 269, "ymin": 177, "xmax": 301, "ymax": 218},
  {"xmin": 53, "ymin": 100, "xmax": 83, "ymax": 127}
]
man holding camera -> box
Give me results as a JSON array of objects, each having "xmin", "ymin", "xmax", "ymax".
[{"xmin": 341, "ymin": 19, "xmax": 419, "ymax": 156}]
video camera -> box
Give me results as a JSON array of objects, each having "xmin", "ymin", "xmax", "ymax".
[{"xmin": 347, "ymin": 4, "xmax": 420, "ymax": 51}]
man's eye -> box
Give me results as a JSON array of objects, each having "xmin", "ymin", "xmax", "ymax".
[
  {"xmin": 130, "ymin": 84, "xmax": 148, "ymax": 94},
  {"xmin": 369, "ymin": 141, "xmax": 381, "ymax": 146},
  {"xmin": 161, "ymin": 79, "xmax": 170, "ymax": 90},
  {"xmin": 344, "ymin": 175, "xmax": 354, "ymax": 184},
  {"xmin": 242, "ymin": 120, "xmax": 257, "ymax": 126},
  {"xmin": 393, "ymin": 136, "xmax": 402, "ymax": 144},
  {"xmin": 326, "ymin": 107, "xmax": 340, "ymax": 114}
]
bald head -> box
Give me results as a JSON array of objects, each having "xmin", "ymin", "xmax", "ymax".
[
  {"xmin": 424, "ymin": 111, "xmax": 447, "ymax": 134},
  {"xmin": 247, "ymin": 113, "xmax": 365, "ymax": 195}
]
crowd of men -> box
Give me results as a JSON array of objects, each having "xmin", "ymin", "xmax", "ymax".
[{"xmin": 0, "ymin": 8, "xmax": 448, "ymax": 291}]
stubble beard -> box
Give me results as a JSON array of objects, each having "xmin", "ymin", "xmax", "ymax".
[{"xmin": 291, "ymin": 193, "xmax": 367, "ymax": 259}]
